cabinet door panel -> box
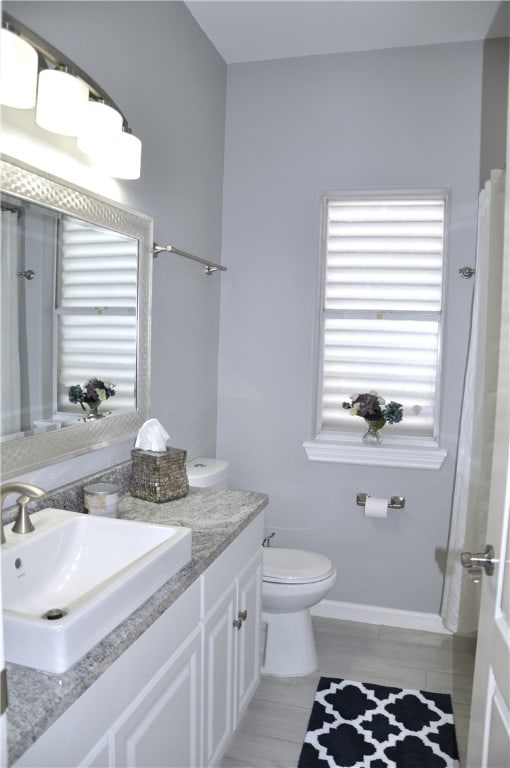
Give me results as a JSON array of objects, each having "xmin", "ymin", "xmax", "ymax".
[
  {"xmin": 81, "ymin": 737, "xmax": 110, "ymax": 768},
  {"xmin": 236, "ymin": 549, "xmax": 262, "ymax": 721},
  {"xmin": 114, "ymin": 629, "xmax": 201, "ymax": 768},
  {"xmin": 203, "ymin": 583, "xmax": 237, "ymax": 767}
]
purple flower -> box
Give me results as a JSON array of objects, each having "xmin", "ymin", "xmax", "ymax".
[{"xmin": 68, "ymin": 378, "xmax": 116, "ymax": 411}]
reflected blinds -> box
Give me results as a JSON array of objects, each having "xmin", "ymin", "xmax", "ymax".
[
  {"xmin": 319, "ymin": 197, "xmax": 446, "ymax": 437},
  {"xmin": 57, "ymin": 218, "xmax": 138, "ymax": 412}
]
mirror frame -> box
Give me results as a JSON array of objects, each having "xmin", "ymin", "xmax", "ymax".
[{"xmin": 0, "ymin": 157, "xmax": 152, "ymax": 480}]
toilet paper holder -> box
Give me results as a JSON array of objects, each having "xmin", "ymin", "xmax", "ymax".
[{"xmin": 356, "ymin": 493, "xmax": 405, "ymax": 510}]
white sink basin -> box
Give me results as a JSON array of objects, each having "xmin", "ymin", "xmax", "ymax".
[{"xmin": 1, "ymin": 508, "xmax": 192, "ymax": 673}]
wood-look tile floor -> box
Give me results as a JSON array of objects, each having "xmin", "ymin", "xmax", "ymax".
[{"xmin": 221, "ymin": 617, "xmax": 476, "ymax": 768}]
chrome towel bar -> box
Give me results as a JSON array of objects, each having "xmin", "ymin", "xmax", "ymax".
[{"xmin": 152, "ymin": 243, "xmax": 226, "ymax": 275}]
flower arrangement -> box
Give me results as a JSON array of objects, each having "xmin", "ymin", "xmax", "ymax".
[
  {"xmin": 342, "ymin": 391, "xmax": 403, "ymax": 424},
  {"xmin": 68, "ymin": 378, "xmax": 116, "ymax": 412},
  {"xmin": 342, "ymin": 391, "xmax": 403, "ymax": 443}
]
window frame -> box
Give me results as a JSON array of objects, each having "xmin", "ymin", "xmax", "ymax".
[{"xmin": 304, "ymin": 190, "xmax": 449, "ymax": 470}]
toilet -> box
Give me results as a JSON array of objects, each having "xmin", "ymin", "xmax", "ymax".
[
  {"xmin": 186, "ymin": 457, "xmax": 229, "ymax": 490},
  {"xmin": 186, "ymin": 459, "xmax": 336, "ymax": 677},
  {"xmin": 262, "ymin": 547, "xmax": 337, "ymax": 677}
]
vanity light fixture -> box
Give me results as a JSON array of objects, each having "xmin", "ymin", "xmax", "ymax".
[
  {"xmin": 77, "ymin": 99, "xmax": 123, "ymax": 155},
  {"xmin": 0, "ymin": 25, "xmax": 38, "ymax": 108},
  {"xmin": 79, "ymin": 122, "xmax": 142, "ymax": 181},
  {"xmin": 0, "ymin": 11, "xmax": 142, "ymax": 179},
  {"xmin": 102, "ymin": 128, "xmax": 143, "ymax": 181},
  {"xmin": 36, "ymin": 67, "xmax": 89, "ymax": 136}
]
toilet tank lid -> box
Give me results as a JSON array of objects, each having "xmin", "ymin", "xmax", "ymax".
[
  {"xmin": 186, "ymin": 457, "xmax": 229, "ymax": 486},
  {"xmin": 263, "ymin": 547, "xmax": 335, "ymax": 583}
]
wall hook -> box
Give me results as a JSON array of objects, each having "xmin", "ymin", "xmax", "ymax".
[{"xmin": 17, "ymin": 269, "xmax": 35, "ymax": 280}]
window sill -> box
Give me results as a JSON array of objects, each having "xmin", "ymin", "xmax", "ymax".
[{"xmin": 303, "ymin": 434, "xmax": 447, "ymax": 470}]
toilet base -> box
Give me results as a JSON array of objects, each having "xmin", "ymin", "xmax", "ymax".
[{"xmin": 261, "ymin": 608, "xmax": 317, "ymax": 676}]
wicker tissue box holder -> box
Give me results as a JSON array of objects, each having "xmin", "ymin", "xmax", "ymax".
[{"xmin": 130, "ymin": 447, "xmax": 189, "ymax": 503}]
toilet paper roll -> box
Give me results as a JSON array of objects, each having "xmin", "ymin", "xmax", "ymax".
[{"xmin": 364, "ymin": 496, "xmax": 388, "ymax": 519}]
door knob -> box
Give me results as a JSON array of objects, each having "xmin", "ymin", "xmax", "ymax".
[{"xmin": 461, "ymin": 545, "xmax": 496, "ymax": 576}]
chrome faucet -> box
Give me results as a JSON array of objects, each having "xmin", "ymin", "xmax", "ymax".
[{"xmin": 0, "ymin": 482, "xmax": 47, "ymax": 544}]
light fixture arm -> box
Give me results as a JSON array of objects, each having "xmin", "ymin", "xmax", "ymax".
[{"xmin": 2, "ymin": 11, "xmax": 129, "ymax": 129}]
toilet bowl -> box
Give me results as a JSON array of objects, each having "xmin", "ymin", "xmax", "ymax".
[{"xmin": 261, "ymin": 547, "xmax": 337, "ymax": 677}]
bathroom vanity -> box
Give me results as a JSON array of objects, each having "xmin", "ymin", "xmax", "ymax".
[{"xmin": 6, "ymin": 488, "xmax": 268, "ymax": 767}]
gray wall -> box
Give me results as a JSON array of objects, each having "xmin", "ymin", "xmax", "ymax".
[
  {"xmin": 4, "ymin": 1, "xmax": 226, "ymax": 486},
  {"xmin": 217, "ymin": 41, "xmax": 506, "ymax": 614},
  {"xmin": 4, "ymin": 2, "xmax": 508, "ymax": 617}
]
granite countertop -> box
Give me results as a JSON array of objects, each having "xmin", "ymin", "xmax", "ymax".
[{"xmin": 6, "ymin": 487, "xmax": 268, "ymax": 766}]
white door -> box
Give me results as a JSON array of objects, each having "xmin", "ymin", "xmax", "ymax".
[{"xmin": 464, "ymin": 63, "xmax": 510, "ymax": 767}]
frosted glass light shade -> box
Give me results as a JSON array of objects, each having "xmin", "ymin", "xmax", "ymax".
[
  {"xmin": 90, "ymin": 130, "xmax": 142, "ymax": 180},
  {"xmin": 36, "ymin": 68, "xmax": 89, "ymax": 136},
  {"xmin": 77, "ymin": 100, "xmax": 122, "ymax": 155},
  {"xmin": 0, "ymin": 28, "xmax": 38, "ymax": 108},
  {"xmin": 109, "ymin": 131, "xmax": 142, "ymax": 179}
]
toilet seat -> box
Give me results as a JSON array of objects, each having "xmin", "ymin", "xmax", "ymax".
[{"xmin": 263, "ymin": 547, "xmax": 335, "ymax": 584}]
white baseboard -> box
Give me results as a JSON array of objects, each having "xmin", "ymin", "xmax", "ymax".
[{"xmin": 311, "ymin": 599, "xmax": 452, "ymax": 635}]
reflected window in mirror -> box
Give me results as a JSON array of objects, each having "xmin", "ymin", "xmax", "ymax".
[{"xmin": 56, "ymin": 218, "xmax": 138, "ymax": 416}]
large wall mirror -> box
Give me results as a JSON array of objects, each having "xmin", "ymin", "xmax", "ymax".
[{"xmin": 0, "ymin": 157, "xmax": 152, "ymax": 479}]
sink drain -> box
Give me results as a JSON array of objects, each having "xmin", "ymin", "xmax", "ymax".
[{"xmin": 42, "ymin": 608, "xmax": 67, "ymax": 620}]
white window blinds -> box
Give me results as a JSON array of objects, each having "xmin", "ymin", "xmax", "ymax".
[
  {"xmin": 319, "ymin": 196, "xmax": 446, "ymax": 438},
  {"xmin": 56, "ymin": 218, "xmax": 138, "ymax": 413}
]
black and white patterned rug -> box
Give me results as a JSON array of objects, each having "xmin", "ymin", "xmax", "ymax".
[{"xmin": 298, "ymin": 677, "xmax": 460, "ymax": 768}]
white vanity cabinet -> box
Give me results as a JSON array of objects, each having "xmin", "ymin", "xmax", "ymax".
[
  {"xmin": 202, "ymin": 529, "xmax": 262, "ymax": 767},
  {"xmin": 81, "ymin": 626, "xmax": 202, "ymax": 768},
  {"xmin": 14, "ymin": 579, "xmax": 203, "ymax": 768},
  {"xmin": 112, "ymin": 627, "xmax": 202, "ymax": 768},
  {"xmin": 13, "ymin": 514, "xmax": 263, "ymax": 768}
]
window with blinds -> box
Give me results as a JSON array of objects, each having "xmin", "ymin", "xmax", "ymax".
[
  {"xmin": 318, "ymin": 195, "xmax": 446, "ymax": 439},
  {"xmin": 56, "ymin": 217, "xmax": 138, "ymax": 413}
]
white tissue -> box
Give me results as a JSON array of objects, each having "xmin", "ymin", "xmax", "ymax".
[
  {"xmin": 134, "ymin": 418, "xmax": 170, "ymax": 453},
  {"xmin": 364, "ymin": 497, "xmax": 388, "ymax": 519}
]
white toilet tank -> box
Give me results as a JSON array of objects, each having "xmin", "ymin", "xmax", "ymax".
[{"xmin": 186, "ymin": 457, "xmax": 229, "ymax": 490}]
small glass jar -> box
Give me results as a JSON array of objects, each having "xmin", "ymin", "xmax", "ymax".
[{"xmin": 83, "ymin": 482, "xmax": 119, "ymax": 518}]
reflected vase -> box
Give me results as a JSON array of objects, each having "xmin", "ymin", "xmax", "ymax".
[
  {"xmin": 84, "ymin": 403, "xmax": 104, "ymax": 420},
  {"xmin": 362, "ymin": 419, "xmax": 384, "ymax": 445}
]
